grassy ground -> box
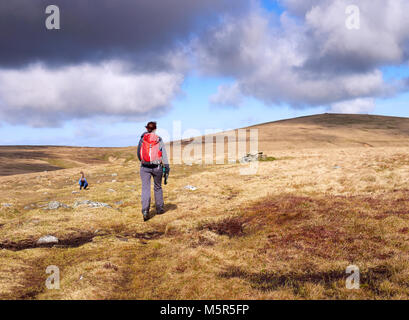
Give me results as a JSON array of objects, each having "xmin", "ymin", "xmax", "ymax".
[
  {"xmin": 0, "ymin": 143, "xmax": 408, "ymax": 299},
  {"xmin": 0, "ymin": 146, "xmax": 135, "ymax": 176}
]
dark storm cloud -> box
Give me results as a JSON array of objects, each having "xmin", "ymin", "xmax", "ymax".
[
  {"xmin": 0, "ymin": 0, "xmax": 249, "ymax": 127},
  {"xmin": 0, "ymin": 0, "xmax": 248, "ymax": 69}
]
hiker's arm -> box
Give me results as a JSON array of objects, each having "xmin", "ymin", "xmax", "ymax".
[
  {"xmin": 137, "ymin": 137, "xmax": 143, "ymax": 162},
  {"xmin": 160, "ymin": 138, "xmax": 170, "ymax": 170}
]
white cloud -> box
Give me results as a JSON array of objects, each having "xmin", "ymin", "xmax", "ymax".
[
  {"xmin": 0, "ymin": 61, "xmax": 183, "ymax": 127},
  {"xmin": 330, "ymin": 98, "xmax": 375, "ymax": 114},
  {"xmin": 210, "ymin": 83, "xmax": 244, "ymax": 107},
  {"xmin": 197, "ymin": 1, "xmax": 409, "ymax": 109}
]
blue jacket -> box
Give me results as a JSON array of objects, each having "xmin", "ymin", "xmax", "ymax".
[{"xmin": 79, "ymin": 178, "xmax": 88, "ymax": 185}]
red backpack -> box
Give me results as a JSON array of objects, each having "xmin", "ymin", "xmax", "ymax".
[{"xmin": 139, "ymin": 133, "xmax": 162, "ymax": 165}]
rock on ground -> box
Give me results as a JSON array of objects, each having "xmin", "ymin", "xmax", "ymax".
[
  {"xmin": 240, "ymin": 152, "xmax": 265, "ymax": 163},
  {"xmin": 37, "ymin": 235, "xmax": 59, "ymax": 245},
  {"xmin": 45, "ymin": 201, "xmax": 69, "ymax": 210},
  {"xmin": 73, "ymin": 200, "xmax": 112, "ymax": 209}
]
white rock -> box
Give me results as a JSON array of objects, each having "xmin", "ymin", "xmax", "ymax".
[
  {"xmin": 73, "ymin": 200, "xmax": 112, "ymax": 209},
  {"xmin": 37, "ymin": 235, "xmax": 59, "ymax": 245},
  {"xmin": 184, "ymin": 185, "xmax": 198, "ymax": 191},
  {"xmin": 46, "ymin": 201, "xmax": 69, "ymax": 210}
]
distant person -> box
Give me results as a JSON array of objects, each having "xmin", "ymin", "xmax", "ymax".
[
  {"xmin": 79, "ymin": 171, "xmax": 88, "ymax": 190},
  {"xmin": 137, "ymin": 121, "xmax": 170, "ymax": 221}
]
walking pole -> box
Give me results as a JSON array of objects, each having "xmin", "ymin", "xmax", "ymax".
[{"xmin": 162, "ymin": 166, "xmax": 168, "ymax": 185}]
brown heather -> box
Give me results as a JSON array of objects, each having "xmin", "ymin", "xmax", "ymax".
[{"xmin": 0, "ymin": 114, "xmax": 409, "ymax": 299}]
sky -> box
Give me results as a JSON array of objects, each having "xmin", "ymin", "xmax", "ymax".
[{"xmin": 0, "ymin": 0, "xmax": 408, "ymax": 146}]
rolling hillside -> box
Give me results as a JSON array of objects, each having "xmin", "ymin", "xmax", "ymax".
[
  {"xmin": 1, "ymin": 113, "xmax": 409, "ymax": 300},
  {"xmin": 2, "ymin": 114, "xmax": 409, "ymax": 177},
  {"xmin": 169, "ymin": 113, "xmax": 409, "ymax": 163},
  {"xmin": 250, "ymin": 113, "xmax": 409, "ymax": 151},
  {"xmin": 0, "ymin": 146, "xmax": 136, "ymax": 176}
]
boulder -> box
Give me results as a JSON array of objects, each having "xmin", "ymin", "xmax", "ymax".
[
  {"xmin": 240, "ymin": 152, "xmax": 265, "ymax": 163},
  {"xmin": 45, "ymin": 201, "xmax": 69, "ymax": 210},
  {"xmin": 37, "ymin": 235, "xmax": 59, "ymax": 245},
  {"xmin": 73, "ymin": 200, "xmax": 112, "ymax": 209}
]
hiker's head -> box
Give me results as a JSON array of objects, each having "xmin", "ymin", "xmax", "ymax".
[
  {"xmin": 146, "ymin": 121, "xmax": 157, "ymax": 133},
  {"xmin": 80, "ymin": 171, "xmax": 84, "ymax": 177}
]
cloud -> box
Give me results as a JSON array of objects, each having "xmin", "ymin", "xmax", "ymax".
[
  {"xmin": 0, "ymin": 0, "xmax": 249, "ymax": 127},
  {"xmin": 0, "ymin": 62, "xmax": 183, "ymax": 127},
  {"xmin": 197, "ymin": 1, "xmax": 409, "ymax": 109},
  {"xmin": 301, "ymin": 0, "xmax": 409, "ymax": 74},
  {"xmin": 330, "ymin": 98, "xmax": 375, "ymax": 114},
  {"xmin": 0, "ymin": 0, "xmax": 248, "ymax": 69},
  {"xmin": 2, "ymin": 0, "xmax": 409, "ymax": 129},
  {"xmin": 210, "ymin": 83, "xmax": 244, "ymax": 107},
  {"xmin": 279, "ymin": 0, "xmax": 327, "ymax": 17}
]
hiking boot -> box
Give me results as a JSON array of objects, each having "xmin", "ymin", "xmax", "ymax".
[
  {"xmin": 157, "ymin": 208, "xmax": 165, "ymax": 215},
  {"xmin": 142, "ymin": 210, "xmax": 150, "ymax": 222}
]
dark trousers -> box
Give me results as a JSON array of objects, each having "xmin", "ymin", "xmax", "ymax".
[
  {"xmin": 140, "ymin": 165, "xmax": 164, "ymax": 213},
  {"xmin": 80, "ymin": 181, "xmax": 88, "ymax": 190}
]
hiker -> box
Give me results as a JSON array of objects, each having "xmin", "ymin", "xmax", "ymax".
[
  {"xmin": 79, "ymin": 171, "xmax": 88, "ymax": 190},
  {"xmin": 137, "ymin": 121, "xmax": 170, "ymax": 221}
]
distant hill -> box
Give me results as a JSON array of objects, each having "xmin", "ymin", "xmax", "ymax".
[
  {"xmin": 246, "ymin": 113, "xmax": 409, "ymax": 152},
  {"xmin": 167, "ymin": 113, "xmax": 409, "ymax": 163},
  {"xmin": 1, "ymin": 113, "xmax": 409, "ymax": 176},
  {"xmin": 0, "ymin": 146, "xmax": 135, "ymax": 176}
]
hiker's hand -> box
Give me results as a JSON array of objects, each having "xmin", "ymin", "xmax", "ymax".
[{"xmin": 164, "ymin": 165, "xmax": 170, "ymax": 174}]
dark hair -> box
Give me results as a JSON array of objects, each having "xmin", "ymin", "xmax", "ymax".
[{"xmin": 146, "ymin": 121, "xmax": 157, "ymax": 133}]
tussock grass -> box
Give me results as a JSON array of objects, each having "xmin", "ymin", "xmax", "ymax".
[{"xmin": 1, "ymin": 117, "xmax": 409, "ymax": 299}]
